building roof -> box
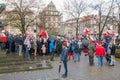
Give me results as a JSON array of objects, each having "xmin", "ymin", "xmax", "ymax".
[{"xmin": 40, "ymin": 1, "xmax": 61, "ymax": 16}]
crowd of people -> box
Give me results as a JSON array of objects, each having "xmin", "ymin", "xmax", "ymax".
[
  {"xmin": 0, "ymin": 31, "xmax": 63, "ymax": 60},
  {"xmin": 0, "ymin": 30, "xmax": 117, "ymax": 64},
  {"xmin": 0, "ymin": 30, "xmax": 117, "ymax": 78}
]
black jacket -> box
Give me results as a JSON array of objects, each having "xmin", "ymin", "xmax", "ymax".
[{"xmin": 110, "ymin": 45, "xmax": 116, "ymax": 55}]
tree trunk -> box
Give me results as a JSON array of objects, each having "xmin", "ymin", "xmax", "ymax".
[
  {"xmin": 118, "ymin": 23, "xmax": 120, "ymax": 35},
  {"xmin": 76, "ymin": 19, "xmax": 79, "ymax": 37}
]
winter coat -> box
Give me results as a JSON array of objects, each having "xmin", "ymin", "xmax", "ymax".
[
  {"xmin": 73, "ymin": 43, "xmax": 80, "ymax": 53},
  {"xmin": 1, "ymin": 33, "xmax": 7, "ymax": 43},
  {"xmin": 8, "ymin": 35, "xmax": 14, "ymax": 44},
  {"xmin": 105, "ymin": 35, "xmax": 112, "ymax": 43},
  {"xmin": 24, "ymin": 38, "xmax": 31, "ymax": 48},
  {"xmin": 106, "ymin": 44, "xmax": 111, "ymax": 54},
  {"xmin": 95, "ymin": 45, "xmax": 105, "ymax": 56},
  {"xmin": 60, "ymin": 47, "xmax": 68, "ymax": 62},
  {"xmin": 18, "ymin": 37, "xmax": 23, "ymax": 45},
  {"xmin": 82, "ymin": 38, "xmax": 89, "ymax": 49},
  {"xmin": 49, "ymin": 40, "xmax": 55, "ymax": 53},
  {"xmin": 110, "ymin": 44, "xmax": 116, "ymax": 55},
  {"xmin": 88, "ymin": 42, "xmax": 96, "ymax": 57}
]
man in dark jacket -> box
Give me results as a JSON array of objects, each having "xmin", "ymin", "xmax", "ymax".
[
  {"xmin": 14, "ymin": 35, "xmax": 19, "ymax": 54},
  {"xmin": 8, "ymin": 34, "xmax": 14, "ymax": 54},
  {"xmin": 60, "ymin": 42, "xmax": 68, "ymax": 78},
  {"xmin": 18, "ymin": 35, "xmax": 24, "ymax": 56},
  {"xmin": 110, "ymin": 42, "xmax": 116, "ymax": 66}
]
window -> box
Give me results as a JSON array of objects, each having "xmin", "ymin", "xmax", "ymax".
[
  {"xmin": 48, "ymin": 17, "xmax": 50, "ymax": 21},
  {"xmin": 55, "ymin": 12, "xmax": 58, "ymax": 15},
  {"xmin": 51, "ymin": 17, "xmax": 53, "ymax": 21},
  {"xmin": 46, "ymin": 18, "xmax": 48, "ymax": 21},
  {"xmin": 56, "ymin": 23, "xmax": 58, "ymax": 28},
  {"xmin": 46, "ymin": 11, "xmax": 48, "ymax": 15},
  {"xmin": 58, "ymin": 17, "xmax": 61, "ymax": 21},
  {"xmin": 51, "ymin": 12, "xmax": 53, "ymax": 15},
  {"xmin": 56, "ymin": 17, "xmax": 58, "ymax": 22},
  {"xmin": 53, "ymin": 17, "xmax": 55, "ymax": 21},
  {"xmin": 49, "ymin": 7, "xmax": 51, "ymax": 10},
  {"xmin": 58, "ymin": 23, "xmax": 60, "ymax": 26}
]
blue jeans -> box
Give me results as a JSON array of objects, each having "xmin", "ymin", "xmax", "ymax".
[
  {"xmin": 74, "ymin": 52, "xmax": 80, "ymax": 62},
  {"xmin": 15, "ymin": 45, "xmax": 19, "ymax": 53},
  {"xmin": 63, "ymin": 61, "xmax": 68, "ymax": 76},
  {"xmin": 98, "ymin": 56, "xmax": 103, "ymax": 67},
  {"xmin": 25, "ymin": 47, "xmax": 30, "ymax": 60},
  {"xmin": 1, "ymin": 42, "xmax": 6, "ymax": 50},
  {"xmin": 8, "ymin": 43, "xmax": 12, "ymax": 54}
]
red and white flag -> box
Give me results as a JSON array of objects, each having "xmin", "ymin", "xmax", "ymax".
[
  {"xmin": 40, "ymin": 29, "xmax": 47, "ymax": 37},
  {"xmin": 83, "ymin": 28, "xmax": 90, "ymax": 35}
]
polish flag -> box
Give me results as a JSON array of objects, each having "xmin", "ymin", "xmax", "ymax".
[
  {"xmin": 83, "ymin": 28, "xmax": 90, "ymax": 35},
  {"xmin": 40, "ymin": 29, "xmax": 47, "ymax": 37},
  {"xmin": 110, "ymin": 33, "xmax": 115, "ymax": 37}
]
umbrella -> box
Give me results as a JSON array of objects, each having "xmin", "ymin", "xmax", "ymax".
[
  {"xmin": 58, "ymin": 62, "xmax": 61, "ymax": 79},
  {"xmin": 58, "ymin": 63, "xmax": 61, "ymax": 73}
]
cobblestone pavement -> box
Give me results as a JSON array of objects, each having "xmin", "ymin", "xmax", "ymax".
[{"xmin": 0, "ymin": 54, "xmax": 120, "ymax": 80}]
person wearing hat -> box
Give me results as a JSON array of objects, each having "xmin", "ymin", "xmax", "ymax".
[{"xmin": 60, "ymin": 42, "xmax": 68, "ymax": 78}]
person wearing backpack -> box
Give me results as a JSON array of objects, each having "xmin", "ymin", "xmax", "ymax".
[{"xmin": 73, "ymin": 40, "xmax": 80, "ymax": 62}]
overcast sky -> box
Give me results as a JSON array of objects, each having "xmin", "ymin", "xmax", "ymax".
[{"xmin": 0, "ymin": 0, "xmax": 117, "ymax": 21}]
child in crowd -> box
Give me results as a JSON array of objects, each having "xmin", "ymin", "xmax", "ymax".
[{"xmin": 41, "ymin": 44, "xmax": 46, "ymax": 56}]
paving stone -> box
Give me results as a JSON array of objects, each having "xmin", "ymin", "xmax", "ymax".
[{"xmin": 0, "ymin": 54, "xmax": 120, "ymax": 80}]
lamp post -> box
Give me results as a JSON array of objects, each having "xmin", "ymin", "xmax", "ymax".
[
  {"xmin": 60, "ymin": 13, "xmax": 64, "ymax": 35},
  {"xmin": 0, "ymin": 3, "xmax": 6, "ymax": 32}
]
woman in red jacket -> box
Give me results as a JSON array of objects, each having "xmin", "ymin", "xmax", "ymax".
[
  {"xmin": 1, "ymin": 32, "xmax": 7, "ymax": 51},
  {"xmin": 95, "ymin": 42, "xmax": 105, "ymax": 67}
]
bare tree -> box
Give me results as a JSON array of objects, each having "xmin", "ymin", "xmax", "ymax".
[
  {"xmin": 5, "ymin": 0, "xmax": 44, "ymax": 34},
  {"xmin": 115, "ymin": 0, "xmax": 120, "ymax": 34},
  {"xmin": 64, "ymin": 0, "xmax": 87, "ymax": 36},
  {"xmin": 90, "ymin": 0, "xmax": 114, "ymax": 41}
]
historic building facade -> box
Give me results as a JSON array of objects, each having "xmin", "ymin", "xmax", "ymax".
[
  {"xmin": 39, "ymin": 1, "xmax": 62, "ymax": 35},
  {"xmin": 64, "ymin": 14, "xmax": 118, "ymax": 37}
]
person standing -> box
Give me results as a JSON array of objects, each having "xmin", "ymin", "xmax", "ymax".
[
  {"xmin": 68, "ymin": 43, "xmax": 74, "ymax": 60},
  {"xmin": 88, "ymin": 40, "xmax": 96, "ymax": 66},
  {"xmin": 18, "ymin": 35, "xmax": 23, "ymax": 56},
  {"xmin": 41, "ymin": 44, "xmax": 47, "ymax": 56},
  {"xmin": 106, "ymin": 43, "xmax": 111, "ymax": 65},
  {"xmin": 60, "ymin": 42, "xmax": 68, "ymax": 78},
  {"xmin": 73, "ymin": 40, "xmax": 80, "ymax": 62},
  {"xmin": 24, "ymin": 37, "xmax": 31, "ymax": 60},
  {"xmin": 95, "ymin": 42, "xmax": 105, "ymax": 67},
  {"xmin": 1, "ymin": 31, "xmax": 7, "ymax": 51},
  {"xmin": 110, "ymin": 42, "xmax": 116, "ymax": 66}
]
